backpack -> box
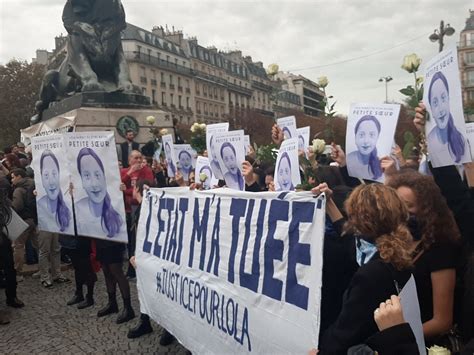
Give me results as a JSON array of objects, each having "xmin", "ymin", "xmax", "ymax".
[{"xmin": 21, "ymin": 181, "xmax": 38, "ymax": 224}]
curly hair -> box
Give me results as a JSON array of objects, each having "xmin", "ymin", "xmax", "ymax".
[
  {"xmin": 344, "ymin": 184, "xmax": 413, "ymax": 270},
  {"xmin": 386, "ymin": 170, "xmax": 460, "ymax": 251}
]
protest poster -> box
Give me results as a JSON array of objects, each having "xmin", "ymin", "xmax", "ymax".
[
  {"xmin": 153, "ymin": 141, "xmax": 163, "ymax": 163},
  {"xmin": 423, "ymin": 47, "xmax": 470, "ymax": 167},
  {"xmin": 244, "ymin": 135, "xmax": 251, "ymax": 154},
  {"xmin": 274, "ymin": 138, "xmax": 301, "ymax": 191},
  {"xmin": 346, "ymin": 103, "xmax": 401, "ymax": 182},
  {"xmin": 162, "ymin": 134, "xmax": 177, "ymax": 178},
  {"xmin": 195, "ymin": 156, "xmax": 219, "ymax": 190},
  {"xmin": 31, "ymin": 134, "xmax": 74, "ymax": 235},
  {"xmin": 277, "ymin": 116, "xmax": 297, "ymax": 140},
  {"xmin": 296, "ymin": 126, "xmax": 310, "ymax": 152},
  {"xmin": 135, "ymin": 187, "xmax": 325, "ymax": 354},
  {"xmin": 206, "ymin": 123, "xmax": 229, "ymax": 180},
  {"xmin": 65, "ymin": 132, "xmax": 127, "ymax": 243},
  {"xmin": 466, "ymin": 122, "xmax": 474, "ymax": 161},
  {"xmin": 213, "ymin": 130, "xmax": 245, "ymax": 191},
  {"xmin": 174, "ymin": 144, "xmax": 197, "ymax": 182}
]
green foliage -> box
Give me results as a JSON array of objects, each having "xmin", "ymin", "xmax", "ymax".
[
  {"xmin": 253, "ymin": 143, "xmax": 278, "ymax": 166},
  {"xmin": 0, "ymin": 59, "xmax": 45, "ymax": 147},
  {"xmin": 190, "ymin": 130, "xmax": 206, "ymax": 154}
]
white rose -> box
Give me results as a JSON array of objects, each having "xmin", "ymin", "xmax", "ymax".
[
  {"xmin": 146, "ymin": 115, "xmax": 156, "ymax": 125},
  {"xmin": 190, "ymin": 123, "xmax": 198, "ymax": 133},
  {"xmin": 159, "ymin": 128, "xmax": 169, "ymax": 136},
  {"xmin": 199, "ymin": 123, "xmax": 206, "ymax": 130},
  {"xmin": 199, "ymin": 173, "xmax": 208, "ymax": 182},
  {"xmin": 401, "ymin": 53, "xmax": 422, "ymax": 73},
  {"xmin": 427, "ymin": 345, "xmax": 451, "ymax": 355},
  {"xmin": 267, "ymin": 63, "xmax": 279, "ymax": 76},
  {"xmin": 311, "ymin": 139, "xmax": 326, "ymax": 155},
  {"xmin": 317, "ymin": 76, "xmax": 329, "ymax": 88}
]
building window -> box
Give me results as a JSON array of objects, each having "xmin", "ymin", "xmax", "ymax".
[
  {"xmin": 142, "ymin": 87, "xmax": 147, "ymax": 95},
  {"xmin": 204, "ymin": 103, "xmax": 208, "ymax": 114},
  {"xmin": 166, "ymin": 55, "xmax": 170, "ymax": 63},
  {"xmin": 152, "ymin": 89, "xmax": 156, "ymax": 104},
  {"xmin": 162, "ymin": 92, "xmax": 166, "ymax": 104},
  {"xmin": 469, "ymin": 90, "xmax": 474, "ymax": 100},
  {"xmin": 186, "ymin": 97, "xmax": 190, "ymax": 108},
  {"xmin": 170, "ymin": 93, "xmax": 174, "ymax": 105},
  {"xmin": 169, "ymin": 74, "xmax": 173, "ymax": 84},
  {"xmin": 467, "ymin": 52, "xmax": 474, "ymax": 64},
  {"xmin": 178, "ymin": 95, "xmax": 182, "ymax": 107}
]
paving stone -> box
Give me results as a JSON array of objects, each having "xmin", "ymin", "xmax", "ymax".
[{"xmin": 0, "ymin": 270, "xmax": 187, "ymax": 354}]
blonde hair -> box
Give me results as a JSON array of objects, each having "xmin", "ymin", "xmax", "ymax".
[{"xmin": 344, "ymin": 184, "xmax": 413, "ymax": 270}]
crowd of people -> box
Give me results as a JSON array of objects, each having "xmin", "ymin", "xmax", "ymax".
[{"xmin": 1, "ymin": 103, "xmax": 474, "ymax": 354}]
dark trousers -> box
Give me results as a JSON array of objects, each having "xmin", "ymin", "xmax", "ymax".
[
  {"xmin": 0, "ymin": 237, "xmax": 17, "ymax": 301},
  {"xmin": 68, "ymin": 240, "xmax": 97, "ymax": 291}
]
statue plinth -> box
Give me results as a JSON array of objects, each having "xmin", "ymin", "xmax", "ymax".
[{"xmin": 40, "ymin": 92, "xmax": 152, "ymax": 121}]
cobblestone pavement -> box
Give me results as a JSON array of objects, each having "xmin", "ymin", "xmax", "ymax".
[{"xmin": 0, "ymin": 269, "xmax": 189, "ymax": 354}]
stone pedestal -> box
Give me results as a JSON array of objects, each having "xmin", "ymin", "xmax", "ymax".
[{"xmin": 21, "ymin": 106, "xmax": 174, "ymax": 146}]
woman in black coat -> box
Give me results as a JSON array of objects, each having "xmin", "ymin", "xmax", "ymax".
[{"xmin": 313, "ymin": 183, "xmax": 414, "ymax": 354}]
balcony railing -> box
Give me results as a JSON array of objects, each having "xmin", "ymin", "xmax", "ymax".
[
  {"xmin": 140, "ymin": 77, "xmax": 147, "ymax": 84},
  {"xmin": 160, "ymin": 82, "xmax": 166, "ymax": 88},
  {"xmin": 125, "ymin": 51, "xmax": 193, "ymax": 76},
  {"xmin": 227, "ymin": 82, "xmax": 253, "ymax": 97},
  {"xmin": 178, "ymin": 86, "xmax": 183, "ymax": 92},
  {"xmin": 193, "ymin": 70, "xmax": 228, "ymax": 86},
  {"xmin": 150, "ymin": 79, "xmax": 157, "ymax": 86},
  {"xmin": 185, "ymin": 88, "xmax": 191, "ymax": 94},
  {"xmin": 169, "ymin": 84, "xmax": 175, "ymax": 90}
]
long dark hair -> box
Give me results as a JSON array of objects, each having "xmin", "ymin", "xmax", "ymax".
[
  {"xmin": 40, "ymin": 150, "xmax": 71, "ymax": 232},
  {"xmin": 77, "ymin": 148, "xmax": 122, "ymax": 238},
  {"xmin": 428, "ymin": 71, "xmax": 465, "ymax": 163},
  {"xmin": 354, "ymin": 115, "xmax": 382, "ymax": 179}
]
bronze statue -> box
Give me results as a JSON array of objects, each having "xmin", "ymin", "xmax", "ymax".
[{"xmin": 32, "ymin": 0, "xmax": 140, "ymax": 123}]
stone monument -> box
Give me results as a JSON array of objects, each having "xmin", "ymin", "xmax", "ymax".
[{"xmin": 25, "ymin": 0, "xmax": 171, "ymax": 147}]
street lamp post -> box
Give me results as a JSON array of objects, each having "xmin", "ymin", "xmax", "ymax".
[
  {"xmin": 429, "ymin": 20, "xmax": 455, "ymax": 52},
  {"xmin": 379, "ymin": 76, "xmax": 393, "ymax": 103}
]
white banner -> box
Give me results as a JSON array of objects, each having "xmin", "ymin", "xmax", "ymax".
[
  {"xmin": 21, "ymin": 114, "xmax": 76, "ymax": 146},
  {"xmin": 65, "ymin": 132, "xmax": 127, "ymax": 243},
  {"xmin": 136, "ymin": 188, "xmax": 325, "ymax": 354}
]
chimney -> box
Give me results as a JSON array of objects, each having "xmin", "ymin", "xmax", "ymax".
[{"xmin": 152, "ymin": 26, "xmax": 165, "ymax": 37}]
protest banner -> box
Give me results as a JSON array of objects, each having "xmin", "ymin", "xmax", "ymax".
[
  {"xmin": 423, "ymin": 46, "xmax": 470, "ymax": 167},
  {"xmin": 20, "ymin": 114, "xmax": 76, "ymax": 147},
  {"xmin": 346, "ymin": 103, "xmax": 401, "ymax": 182},
  {"xmin": 274, "ymin": 138, "xmax": 301, "ymax": 191},
  {"xmin": 65, "ymin": 132, "xmax": 127, "ymax": 242},
  {"xmin": 135, "ymin": 188, "xmax": 325, "ymax": 354},
  {"xmin": 206, "ymin": 123, "xmax": 229, "ymax": 180},
  {"xmin": 31, "ymin": 134, "xmax": 75, "ymax": 235},
  {"xmin": 277, "ymin": 116, "xmax": 297, "ymax": 140}
]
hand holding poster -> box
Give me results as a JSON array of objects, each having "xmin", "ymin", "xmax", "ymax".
[
  {"xmin": 66, "ymin": 132, "xmax": 127, "ymax": 243},
  {"xmin": 277, "ymin": 115, "xmax": 297, "ymax": 140},
  {"xmin": 195, "ymin": 156, "xmax": 218, "ymax": 190},
  {"xmin": 274, "ymin": 138, "xmax": 301, "ymax": 191},
  {"xmin": 214, "ymin": 130, "xmax": 245, "ymax": 191},
  {"xmin": 136, "ymin": 188, "xmax": 325, "ymax": 354},
  {"xmin": 206, "ymin": 123, "xmax": 229, "ymax": 180},
  {"xmin": 346, "ymin": 103, "xmax": 401, "ymax": 182},
  {"xmin": 423, "ymin": 47, "xmax": 470, "ymax": 167},
  {"xmin": 31, "ymin": 134, "xmax": 74, "ymax": 235},
  {"xmin": 162, "ymin": 134, "xmax": 177, "ymax": 177},
  {"xmin": 174, "ymin": 144, "xmax": 197, "ymax": 182}
]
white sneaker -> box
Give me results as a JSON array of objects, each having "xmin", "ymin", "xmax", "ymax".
[{"xmin": 32, "ymin": 271, "xmax": 41, "ymax": 279}]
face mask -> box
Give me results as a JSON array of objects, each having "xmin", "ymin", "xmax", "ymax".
[
  {"xmin": 407, "ymin": 214, "xmax": 422, "ymax": 241},
  {"xmin": 355, "ymin": 237, "xmax": 378, "ymax": 266}
]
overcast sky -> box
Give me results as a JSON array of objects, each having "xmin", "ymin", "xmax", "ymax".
[{"xmin": 0, "ymin": 0, "xmax": 471, "ymax": 114}]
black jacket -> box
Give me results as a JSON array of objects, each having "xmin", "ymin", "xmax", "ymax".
[
  {"xmin": 120, "ymin": 140, "xmax": 140, "ymax": 168},
  {"xmin": 319, "ymin": 257, "xmax": 411, "ymax": 355}
]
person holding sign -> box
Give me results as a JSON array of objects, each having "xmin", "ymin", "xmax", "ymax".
[
  {"xmin": 220, "ymin": 142, "xmax": 244, "ymax": 190},
  {"xmin": 177, "ymin": 150, "xmax": 193, "ymax": 182},
  {"xmin": 426, "ymin": 71, "xmax": 467, "ymax": 166},
  {"xmin": 37, "ymin": 150, "xmax": 72, "ymax": 234},
  {"xmin": 75, "ymin": 148, "xmax": 123, "ymax": 238},
  {"xmin": 276, "ymin": 152, "xmax": 295, "ymax": 191},
  {"xmin": 347, "ymin": 115, "xmax": 383, "ymax": 181},
  {"xmin": 164, "ymin": 141, "xmax": 177, "ymax": 177}
]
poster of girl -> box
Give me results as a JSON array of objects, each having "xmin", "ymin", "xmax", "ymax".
[
  {"xmin": 274, "ymin": 138, "xmax": 301, "ymax": 191},
  {"xmin": 423, "ymin": 47, "xmax": 470, "ymax": 167}
]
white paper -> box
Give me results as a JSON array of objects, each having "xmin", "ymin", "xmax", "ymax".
[
  {"xmin": 66, "ymin": 132, "xmax": 127, "ymax": 243},
  {"xmin": 297, "ymin": 126, "xmax": 311, "ymax": 157},
  {"xmin": 213, "ymin": 130, "xmax": 245, "ymax": 191},
  {"xmin": 162, "ymin": 134, "xmax": 177, "ymax": 177},
  {"xmin": 3, "ymin": 208, "xmax": 29, "ymax": 241},
  {"xmin": 206, "ymin": 123, "xmax": 229, "ymax": 180},
  {"xmin": 274, "ymin": 138, "xmax": 301, "ymax": 191},
  {"xmin": 346, "ymin": 103, "xmax": 401, "ymax": 182},
  {"xmin": 423, "ymin": 47, "xmax": 470, "ymax": 167},
  {"xmin": 465, "ymin": 122, "xmax": 474, "ymax": 161},
  {"xmin": 31, "ymin": 134, "xmax": 74, "ymax": 235},
  {"xmin": 277, "ymin": 116, "xmax": 298, "ymax": 140},
  {"xmin": 400, "ymin": 275, "xmax": 426, "ymax": 355},
  {"xmin": 195, "ymin": 156, "xmax": 219, "ymax": 190},
  {"xmin": 174, "ymin": 144, "xmax": 197, "ymax": 182},
  {"xmin": 244, "ymin": 135, "xmax": 251, "ymax": 154}
]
